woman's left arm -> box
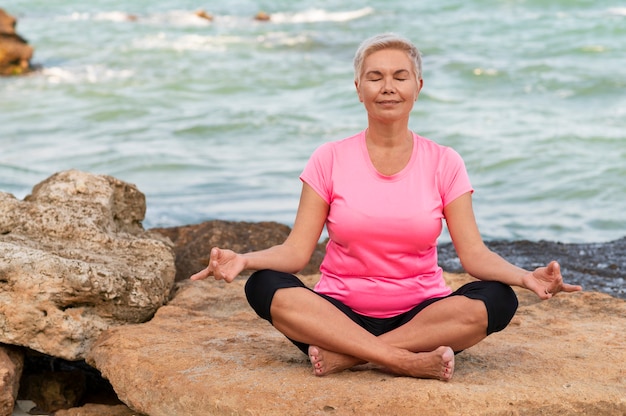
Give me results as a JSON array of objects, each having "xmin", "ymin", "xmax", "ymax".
[{"xmin": 443, "ymin": 192, "xmax": 582, "ymax": 299}]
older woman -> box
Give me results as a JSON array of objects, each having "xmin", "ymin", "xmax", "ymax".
[{"xmin": 191, "ymin": 33, "xmax": 581, "ymax": 380}]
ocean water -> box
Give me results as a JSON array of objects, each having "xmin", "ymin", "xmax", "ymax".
[{"xmin": 1, "ymin": 0, "xmax": 625, "ymax": 244}]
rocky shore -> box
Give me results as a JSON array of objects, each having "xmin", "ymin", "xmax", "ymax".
[
  {"xmin": 438, "ymin": 238, "xmax": 626, "ymax": 300},
  {"xmin": 0, "ymin": 9, "xmax": 35, "ymax": 76},
  {"xmin": 1, "ymin": 170, "xmax": 625, "ymax": 416}
]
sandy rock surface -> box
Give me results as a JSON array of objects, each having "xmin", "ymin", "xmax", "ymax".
[{"xmin": 88, "ymin": 273, "xmax": 626, "ymax": 416}]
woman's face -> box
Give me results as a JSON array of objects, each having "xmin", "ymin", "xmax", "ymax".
[{"xmin": 355, "ymin": 48, "xmax": 423, "ymax": 123}]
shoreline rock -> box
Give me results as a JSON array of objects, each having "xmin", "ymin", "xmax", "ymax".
[
  {"xmin": 0, "ymin": 170, "xmax": 176, "ymax": 362},
  {"xmin": 87, "ymin": 273, "xmax": 626, "ymax": 416},
  {"xmin": 438, "ymin": 238, "xmax": 626, "ymax": 300},
  {"xmin": 1, "ymin": 170, "xmax": 624, "ymax": 416},
  {"xmin": 0, "ymin": 9, "xmax": 35, "ymax": 76}
]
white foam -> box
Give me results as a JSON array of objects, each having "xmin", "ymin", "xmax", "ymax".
[
  {"xmin": 58, "ymin": 10, "xmax": 210, "ymax": 26},
  {"xmin": 93, "ymin": 11, "xmax": 139, "ymax": 22},
  {"xmin": 269, "ymin": 7, "xmax": 374, "ymax": 24},
  {"xmin": 55, "ymin": 7, "xmax": 373, "ymax": 28},
  {"xmin": 63, "ymin": 11, "xmax": 138, "ymax": 22},
  {"xmin": 608, "ymin": 7, "xmax": 626, "ymax": 16},
  {"xmin": 42, "ymin": 65, "xmax": 134, "ymax": 84},
  {"xmin": 132, "ymin": 33, "xmax": 244, "ymax": 52},
  {"xmin": 255, "ymin": 32, "xmax": 310, "ymax": 48},
  {"xmin": 141, "ymin": 10, "xmax": 213, "ymax": 27}
]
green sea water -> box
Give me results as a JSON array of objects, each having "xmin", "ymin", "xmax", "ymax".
[{"xmin": 1, "ymin": 0, "xmax": 625, "ymax": 243}]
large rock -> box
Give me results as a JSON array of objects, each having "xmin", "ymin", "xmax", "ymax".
[
  {"xmin": 0, "ymin": 170, "xmax": 176, "ymax": 361},
  {"xmin": 88, "ymin": 273, "xmax": 626, "ymax": 416},
  {"xmin": 0, "ymin": 8, "xmax": 34, "ymax": 76},
  {"xmin": 0, "ymin": 345, "xmax": 23, "ymax": 416},
  {"xmin": 152, "ymin": 220, "xmax": 326, "ymax": 282}
]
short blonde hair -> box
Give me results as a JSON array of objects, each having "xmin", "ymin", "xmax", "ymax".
[{"xmin": 353, "ymin": 33, "xmax": 422, "ymax": 82}]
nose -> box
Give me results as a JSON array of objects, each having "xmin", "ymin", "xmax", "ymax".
[{"xmin": 382, "ymin": 77, "xmax": 395, "ymax": 93}]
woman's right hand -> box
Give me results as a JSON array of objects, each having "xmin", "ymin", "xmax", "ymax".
[{"xmin": 189, "ymin": 247, "xmax": 245, "ymax": 283}]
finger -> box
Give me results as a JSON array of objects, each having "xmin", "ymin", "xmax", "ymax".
[
  {"xmin": 561, "ymin": 283, "xmax": 583, "ymax": 293},
  {"xmin": 210, "ymin": 247, "xmax": 221, "ymax": 262},
  {"xmin": 207, "ymin": 248, "xmax": 221, "ymax": 275},
  {"xmin": 211, "ymin": 260, "xmax": 225, "ymax": 281},
  {"xmin": 190, "ymin": 267, "xmax": 211, "ymax": 281}
]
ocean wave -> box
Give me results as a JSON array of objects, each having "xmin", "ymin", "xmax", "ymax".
[
  {"xmin": 268, "ymin": 7, "xmax": 374, "ymax": 24},
  {"xmin": 56, "ymin": 7, "xmax": 373, "ymax": 27},
  {"xmin": 131, "ymin": 33, "xmax": 234, "ymax": 52},
  {"xmin": 41, "ymin": 65, "xmax": 134, "ymax": 84},
  {"xmin": 255, "ymin": 32, "xmax": 311, "ymax": 48},
  {"xmin": 608, "ymin": 7, "xmax": 626, "ymax": 16},
  {"xmin": 139, "ymin": 10, "xmax": 214, "ymax": 27},
  {"xmin": 62, "ymin": 11, "xmax": 140, "ymax": 23},
  {"xmin": 131, "ymin": 32, "xmax": 311, "ymax": 52},
  {"xmin": 57, "ymin": 10, "xmax": 212, "ymax": 26}
]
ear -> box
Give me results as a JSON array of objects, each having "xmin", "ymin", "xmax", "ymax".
[
  {"xmin": 355, "ymin": 80, "xmax": 363, "ymax": 102},
  {"xmin": 415, "ymin": 78, "xmax": 424, "ymax": 101}
]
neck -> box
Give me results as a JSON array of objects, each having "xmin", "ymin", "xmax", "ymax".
[{"xmin": 366, "ymin": 122, "xmax": 412, "ymax": 148}]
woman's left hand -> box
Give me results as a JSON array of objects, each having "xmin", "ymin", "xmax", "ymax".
[{"xmin": 523, "ymin": 261, "xmax": 583, "ymax": 300}]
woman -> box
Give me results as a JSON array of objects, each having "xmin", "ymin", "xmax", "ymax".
[{"xmin": 191, "ymin": 33, "xmax": 582, "ymax": 381}]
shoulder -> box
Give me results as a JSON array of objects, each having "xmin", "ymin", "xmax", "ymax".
[
  {"xmin": 414, "ymin": 134, "xmax": 465, "ymax": 164},
  {"xmin": 310, "ymin": 131, "xmax": 364, "ymax": 159}
]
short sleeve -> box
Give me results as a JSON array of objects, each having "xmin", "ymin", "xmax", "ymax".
[
  {"xmin": 299, "ymin": 142, "xmax": 334, "ymax": 204},
  {"xmin": 439, "ymin": 147, "xmax": 474, "ymax": 207}
]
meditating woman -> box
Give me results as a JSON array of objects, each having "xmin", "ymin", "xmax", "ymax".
[{"xmin": 191, "ymin": 33, "xmax": 582, "ymax": 380}]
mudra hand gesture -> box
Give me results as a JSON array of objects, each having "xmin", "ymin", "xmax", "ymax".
[
  {"xmin": 524, "ymin": 261, "xmax": 582, "ymax": 300},
  {"xmin": 190, "ymin": 247, "xmax": 244, "ymax": 283}
]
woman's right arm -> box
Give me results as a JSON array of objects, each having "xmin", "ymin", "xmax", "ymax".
[{"xmin": 190, "ymin": 183, "xmax": 329, "ymax": 283}]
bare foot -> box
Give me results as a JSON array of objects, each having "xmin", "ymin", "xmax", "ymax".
[
  {"xmin": 308, "ymin": 345, "xmax": 365, "ymax": 376},
  {"xmin": 391, "ymin": 346, "xmax": 455, "ymax": 381},
  {"xmin": 308, "ymin": 345, "xmax": 454, "ymax": 381}
]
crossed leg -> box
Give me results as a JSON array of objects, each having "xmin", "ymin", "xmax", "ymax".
[{"xmin": 269, "ymin": 287, "xmax": 488, "ymax": 381}]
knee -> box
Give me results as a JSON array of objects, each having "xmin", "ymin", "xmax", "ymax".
[
  {"xmin": 487, "ymin": 283, "xmax": 518, "ymax": 334},
  {"xmin": 244, "ymin": 270, "xmax": 305, "ymax": 323},
  {"xmin": 244, "ymin": 270, "xmax": 276, "ymax": 322},
  {"xmin": 244, "ymin": 270, "xmax": 264, "ymax": 302}
]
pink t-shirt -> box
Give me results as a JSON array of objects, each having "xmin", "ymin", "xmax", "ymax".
[{"xmin": 300, "ymin": 130, "xmax": 473, "ymax": 318}]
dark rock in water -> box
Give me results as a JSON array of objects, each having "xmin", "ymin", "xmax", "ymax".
[
  {"xmin": 0, "ymin": 8, "xmax": 35, "ymax": 75},
  {"xmin": 438, "ymin": 237, "xmax": 626, "ymax": 299},
  {"xmin": 152, "ymin": 220, "xmax": 326, "ymax": 282}
]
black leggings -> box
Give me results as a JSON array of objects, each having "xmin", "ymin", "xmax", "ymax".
[{"xmin": 245, "ymin": 269, "xmax": 519, "ymax": 355}]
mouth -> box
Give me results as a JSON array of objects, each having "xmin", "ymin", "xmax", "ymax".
[{"xmin": 377, "ymin": 100, "xmax": 401, "ymax": 105}]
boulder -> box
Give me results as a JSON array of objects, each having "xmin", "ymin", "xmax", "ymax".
[
  {"xmin": 152, "ymin": 220, "xmax": 325, "ymax": 282},
  {"xmin": 0, "ymin": 345, "xmax": 23, "ymax": 416},
  {"xmin": 88, "ymin": 273, "xmax": 626, "ymax": 416},
  {"xmin": 0, "ymin": 170, "xmax": 176, "ymax": 361},
  {"xmin": 0, "ymin": 8, "xmax": 34, "ymax": 76}
]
